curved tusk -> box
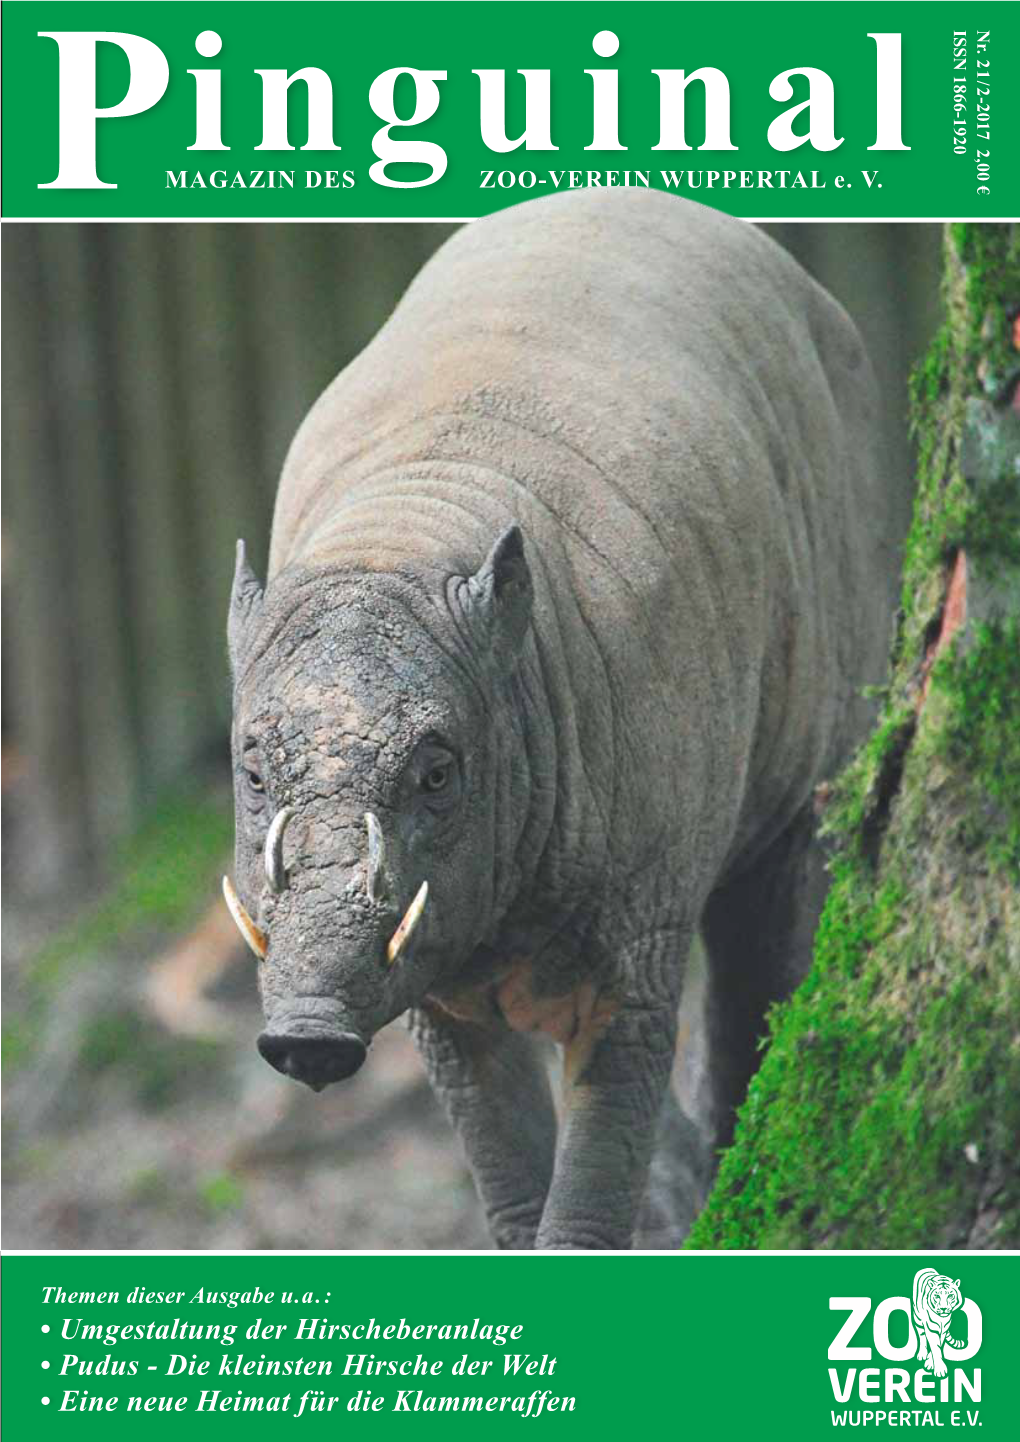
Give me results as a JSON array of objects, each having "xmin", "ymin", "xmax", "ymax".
[
  {"xmin": 365, "ymin": 811, "xmax": 387, "ymax": 904},
  {"xmin": 222, "ymin": 875, "xmax": 268, "ymax": 961},
  {"xmin": 386, "ymin": 881, "xmax": 429, "ymax": 965},
  {"xmin": 264, "ymin": 806, "xmax": 294, "ymax": 894}
]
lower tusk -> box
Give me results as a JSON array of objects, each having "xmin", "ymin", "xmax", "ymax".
[
  {"xmin": 386, "ymin": 880, "xmax": 429, "ymax": 964},
  {"xmin": 222, "ymin": 875, "xmax": 268, "ymax": 960}
]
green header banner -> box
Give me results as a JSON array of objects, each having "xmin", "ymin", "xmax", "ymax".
[
  {"xmin": 3, "ymin": 1253, "xmax": 1018, "ymax": 1437},
  {"xmin": 1, "ymin": 1, "xmax": 1016, "ymax": 218}
]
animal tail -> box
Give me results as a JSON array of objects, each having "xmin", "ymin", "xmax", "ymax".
[{"xmin": 945, "ymin": 1335, "xmax": 967, "ymax": 1350}]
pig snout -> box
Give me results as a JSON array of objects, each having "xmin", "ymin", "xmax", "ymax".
[
  {"xmin": 257, "ymin": 1022, "xmax": 367, "ymax": 1091},
  {"xmin": 224, "ymin": 812, "xmax": 433, "ymax": 1092}
]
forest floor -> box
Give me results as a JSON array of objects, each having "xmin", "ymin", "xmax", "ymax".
[{"xmin": 2, "ymin": 783, "xmax": 489, "ymax": 1251}]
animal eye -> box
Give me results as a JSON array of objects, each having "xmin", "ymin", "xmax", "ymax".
[
  {"xmin": 422, "ymin": 763, "xmax": 450, "ymax": 794},
  {"xmin": 245, "ymin": 767, "xmax": 265, "ymax": 794}
]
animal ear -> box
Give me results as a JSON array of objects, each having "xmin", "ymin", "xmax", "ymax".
[
  {"xmin": 228, "ymin": 539, "xmax": 264, "ymax": 669},
  {"xmin": 464, "ymin": 524, "xmax": 533, "ymax": 664}
]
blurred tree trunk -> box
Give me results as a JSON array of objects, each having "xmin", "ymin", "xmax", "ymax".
[{"xmin": 691, "ymin": 224, "xmax": 1020, "ymax": 1250}]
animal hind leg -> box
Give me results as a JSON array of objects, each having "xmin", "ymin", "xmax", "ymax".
[{"xmin": 700, "ymin": 803, "xmax": 830, "ymax": 1149}]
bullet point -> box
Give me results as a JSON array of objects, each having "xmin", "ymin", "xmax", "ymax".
[
  {"xmin": 42, "ymin": 1361, "xmax": 51, "ymax": 1369},
  {"xmin": 42, "ymin": 1398, "xmax": 50, "ymax": 1406},
  {"xmin": 41, "ymin": 1325, "xmax": 50, "ymax": 1333}
]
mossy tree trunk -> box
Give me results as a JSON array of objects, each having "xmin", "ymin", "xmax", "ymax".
[{"xmin": 691, "ymin": 225, "xmax": 1020, "ymax": 1250}]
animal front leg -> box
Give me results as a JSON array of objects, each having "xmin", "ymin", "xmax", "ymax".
[
  {"xmin": 915, "ymin": 1327, "xmax": 930, "ymax": 1366},
  {"xmin": 409, "ymin": 1005, "xmax": 557, "ymax": 1250},
  {"xmin": 536, "ymin": 995, "xmax": 680, "ymax": 1250},
  {"xmin": 927, "ymin": 1331, "xmax": 948, "ymax": 1378}
]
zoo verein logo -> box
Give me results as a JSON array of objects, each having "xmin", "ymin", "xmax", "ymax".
[
  {"xmin": 912, "ymin": 1269, "xmax": 965, "ymax": 1380},
  {"xmin": 828, "ymin": 1268, "xmax": 982, "ymax": 1428}
]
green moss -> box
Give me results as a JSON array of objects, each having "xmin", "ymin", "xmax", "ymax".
[
  {"xmin": 899, "ymin": 227, "xmax": 1019, "ymax": 624},
  {"xmin": 820, "ymin": 706, "xmax": 915, "ymax": 843},
  {"xmin": 692, "ymin": 226, "xmax": 1020, "ymax": 1250},
  {"xmin": 961, "ymin": 476, "xmax": 1020, "ymax": 573},
  {"xmin": 934, "ymin": 620, "xmax": 1020, "ymax": 873},
  {"xmin": 691, "ymin": 756, "xmax": 1020, "ymax": 1249}
]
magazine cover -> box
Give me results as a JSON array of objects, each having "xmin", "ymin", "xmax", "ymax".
[{"xmin": 2, "ymin": 1, "xmax": 1017, "ymax": 1434}]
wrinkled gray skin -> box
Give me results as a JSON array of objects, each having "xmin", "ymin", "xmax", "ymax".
[{"xmin": 228, "ymin": 190, "xmax": 908, "ymax": 1250}]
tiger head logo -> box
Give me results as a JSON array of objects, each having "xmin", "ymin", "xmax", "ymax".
[{"xmin": 912, "ymin": 1268, "xmax": 965, "ymax": 1379}]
